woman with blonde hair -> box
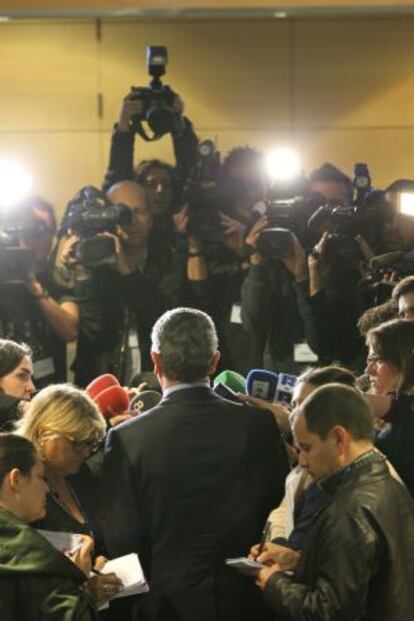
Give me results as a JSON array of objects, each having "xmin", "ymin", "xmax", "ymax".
[{"xmin": 17, "ymin": 383, "xmax": 122, "ymax": 606}]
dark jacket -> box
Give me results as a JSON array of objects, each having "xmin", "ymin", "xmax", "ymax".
[
  {"xmin": 102, "ymin": 385, "xmax": 289, "ymax": 621},
  {"xmin": 241, "ymin": 263, "xmax": 312, "ymax": 372},
  {"xmin": 0, "ymin": 507, "xmax": 97, "ymax": 621},
  {"xmin": 73, "ymin": 231, "xmax": 188, "ymax": 386},
  {"xmin": 190, "ymin": 256, "xmax": 258, "ymax": 376},
  {"xmin": 102, "ymin": 117, "xmax": 199, "ymax": 193},
  {"xmin": 375, "ymin": 392, "xmax": 414, "ymax": 496},
  {"xmin": 263, "ymin": 451, "xmax": 414, "ymax": 621},
  {"xmin": 0, "ymin": 393, "xmax": 21, "ymax": 431}
]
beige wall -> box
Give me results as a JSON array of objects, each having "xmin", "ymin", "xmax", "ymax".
[{"xmin": 1, "ymin": 17, "xmax": 414, "ymax": 219}]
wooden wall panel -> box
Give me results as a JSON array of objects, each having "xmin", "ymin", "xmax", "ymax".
[
  {"xmin": 0, "ymin": 21, "xmax": 99, "ymax": 131},
  {"xmin": 0, "ymin": 16, "xmax": 413, "ymax": 219},
  {"xmin": 294, "ymin": 19, "xmax": 414, "ymax": 128},
  {"xmin": 0, "ymin": 131, "xmax": 103, "ymax": 215},
  {"xmin": 99, "ymin": 21, "xmax": 291, "ymax": 132}
]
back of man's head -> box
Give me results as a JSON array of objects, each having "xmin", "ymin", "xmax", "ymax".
[
  {"xmin": 151, "ymin": 308, "xmax": 219, "ymax": 383},
  {"xmin": 301, "ymin": 383, "xmax": 374, "ymax": 442}
]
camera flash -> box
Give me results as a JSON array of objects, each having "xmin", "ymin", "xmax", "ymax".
[
  {"xmin": 399, "ymin": 192, "xmax": 414, "ymax": 217},
  {"xmin": 265, "ymin": 147, "xmax": 301, "ymax": 183},
  {"xmin": 0, "ymin": 159, "xmax": 33, "ymax": 208}
]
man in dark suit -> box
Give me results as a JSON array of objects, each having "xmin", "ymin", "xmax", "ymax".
[{"xmin": 102, "ymin": 307, "xmax": 289, "ymax": 621}]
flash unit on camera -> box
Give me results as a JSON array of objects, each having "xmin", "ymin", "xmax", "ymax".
[
  {"xmin": 0, "ymin": 159, "xmax": 33, "ymax": 208},
  {"xmin": 265, "ymin": 147, "xmax": 301, "ymax": 183}
]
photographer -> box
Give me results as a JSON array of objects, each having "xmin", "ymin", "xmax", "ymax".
[
  {"xmin": 0, "ymin": 196, "xmax": 79, "ymax": 388},
  {"xmin": 240, "ymin": 215, "xmax": 315, "ymax": 374},
  {"xmin": 102, "ymin": 91, "xmax": 198, "ymax": 233},
  {"xmin": 180, "ymin": 147, "xmax": 269, "ymax": 375},
  {"xmin": 305, "ymin": 162, "xmax": 400, "ymax": 368},
  {"xmin": 70, "ymin": 182, "xmax": 188, "ymax": 387}
]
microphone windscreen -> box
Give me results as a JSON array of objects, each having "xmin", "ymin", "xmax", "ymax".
[
  {"xmin": 85, "ymin": 374, "xmax": 119, "ymax": 400},
  {"xmin": 213, "ymin": 382, "xmax": 242, "ymax": 403},
  {"xmin": 94, "ymin": 385, "xmax": 130, "ymax": 418},
  {"xmin": 213, "ymin": 370, "xmax": 246, "ymax": 394},
  {"xmin": 246, "ymin": 369, "xmax": 278, "ymax": 402},
  {"xmin": 275, "ymin": 373, "xmax": 297, "ymax": 405},
  {"xmin": 130, "ymin": 390, "xmax": 162, "ymax": 416}
]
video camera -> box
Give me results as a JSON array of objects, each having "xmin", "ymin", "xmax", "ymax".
[
  {"xmin": 181, "ymin": 139, "xmax": 228, "ymax": 244},
  {"xmin": 61, "ymin": 186, "xmax": 131, "ymax": 267},
  {"xmin": 255, "ymin": 191, "xmax": 321, "ymax": 260},
  {"xmin": 307, "ymin": 163, "xmax": 394, "ymax": 268},
  {"xmin": 130, "ymin": 46, "xmax": 176, "ymax": 140},
  {"xmin": 0, "ymin": 209, "xmax": 47, "ymax": 284}
]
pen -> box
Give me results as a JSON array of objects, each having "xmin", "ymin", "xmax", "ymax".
[
  {"xmin": 68, "ymin": 540, "xmax": 84, "ymax": 555},
  {"xmin": 257, "ymin": 520, "xmax": 271, "ymax": 554}
]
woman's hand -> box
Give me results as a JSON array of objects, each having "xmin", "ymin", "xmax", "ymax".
[{"xmin": 67, "ymin": 535, "xmax": 94, "ymax": 576}]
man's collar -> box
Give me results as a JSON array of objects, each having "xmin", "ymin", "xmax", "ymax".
[
  {"xmin": 163, "ymin": 380, "xmax": 210, "ymax": 399},
  {"xmin": 319, "ymin": 448, "xmax": 381, "ymax": 495}
]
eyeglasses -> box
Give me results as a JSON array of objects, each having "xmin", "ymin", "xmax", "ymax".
[{"xmin": 69, "ymin": 436, "xmax": 102, "ymax": 455}]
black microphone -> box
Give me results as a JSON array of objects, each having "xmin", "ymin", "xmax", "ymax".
[{"xmin": 130, "ymin": 390, "xmax": 161, "ymax": 416}]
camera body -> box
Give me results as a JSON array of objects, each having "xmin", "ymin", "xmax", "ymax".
[
  {"xmin": 130, "ymin": 46, "xmax": 176, "ymax": 139},
  {"xmin": 0, "ymin": 211, "xmax": 46, "ymax": 284},
  {"xmin": 255, "ymin": 191, "xmax": 321, "ymax": 260},
  {"xmin": 61, "ymin": 186, "xmax": 131, "ymax": 267},
  {"xmin": 305, "ymin": 163, "xmax": 394, "ymax": 269},
  {"xmin": 181, "ymin": 140, "xmax": 227, "ymax": 244}
]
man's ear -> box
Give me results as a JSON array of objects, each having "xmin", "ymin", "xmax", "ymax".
[
  {"xmin": 330, "ymin": 425, "xmax": 349, "ymax": 456},
  {"xmin": 151, "ymin": 351, "xmax": 163, "ymax": 379},
  {"xmin": 208, "ymin": 351, "xmax": 221, "ymax": 377}
]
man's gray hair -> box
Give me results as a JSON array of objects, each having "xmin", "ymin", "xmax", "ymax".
[{"xmin": 151, "ymin": 308, "xmax": 219, "ymax": 382}]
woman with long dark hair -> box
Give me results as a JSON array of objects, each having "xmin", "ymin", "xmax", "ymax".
[
  {"xmin": 0, "ymin": 339, "xmax": 35, "ymax": 430},
  {"xmin": 366, "ymin": 319, "xmax": 414, "ymax": 494}
]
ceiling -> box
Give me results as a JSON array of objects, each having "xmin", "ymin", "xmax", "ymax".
[{"xmin": 3, "ymin": 0, "xmax": 414, "ymax": 19}]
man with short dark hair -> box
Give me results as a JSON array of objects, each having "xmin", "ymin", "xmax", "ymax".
[
  {"xmin": 309, "ymin": 162, "xmax": 353, "ymax": 204},
  {"xmin": 255, "ymin": 383, "xmax": 414, "ymax": 621},
  {"xmin": 102, "ymin": 307, "xmax": 289, "ymax": 621},
  {"xmin": 392, "ymin": 275, "xmax": 414, "ymax": 320}
]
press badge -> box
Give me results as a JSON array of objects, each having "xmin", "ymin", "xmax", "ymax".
[
  {"xmin": 294, "ymin": 342, "xmax": 318, "ymax": 363},
  {"xmin": 230, "ymin": 304, "xmax": 242, "ymax": 324},
  {"xmin": 33, "ymin": 357, "xmax": 55, "ymax": 379}
]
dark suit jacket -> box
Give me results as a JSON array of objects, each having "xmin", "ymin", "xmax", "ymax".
[{"xmin": 102, "ymin": 386, "xmax": 289, "ymax": 621}]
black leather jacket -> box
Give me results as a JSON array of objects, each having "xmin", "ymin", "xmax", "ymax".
[{"xmin": 263, "ymin": 452, "xmax": 414, "ymax": 621}]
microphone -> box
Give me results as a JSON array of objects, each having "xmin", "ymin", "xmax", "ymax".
[
  {"xmin": 213, "ymin": 370, "xmax": 246, "ymax": 394},
  {"xmin": 275, "ymin": 373, "xmax": 297, "ymax": 405},
  {"xmin": 369, "ymin": 251, "xmax": 405, "ymax": 271},
  {"xmin": 246, "ymin": 369, "xmax": 279, "ymax": 402},
  {"xmin": 85, "ymin": 374, "xmax": 120, "ymax": 400},
  {"xmin": 93, "ymin": 385, "xmax": 130, "ymax": 419},
  {"xmin": 130, "ymin": 390, "xmax": 162, "ymax": 416}
]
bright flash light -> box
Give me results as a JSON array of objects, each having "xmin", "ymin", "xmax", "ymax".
[
  {"xmin": 399, "ymin": 192, "xmax": 414, "ymax": 217},
  {"xmin": 265, "ymin": 147, "xmax": 301, "ymax": 182},
  {"xmin": 0, "ymin": 159, "xmax": 33, "ymax": 208}
]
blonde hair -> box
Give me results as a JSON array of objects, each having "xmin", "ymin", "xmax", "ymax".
[{"xmin": 17, "ymin": 383, "xmax": 106, "ymax": 452}]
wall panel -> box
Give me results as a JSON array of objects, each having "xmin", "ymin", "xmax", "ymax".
[{"xmin": 0, "ymin": 17, "xmax": 413, "ymax": 218}]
